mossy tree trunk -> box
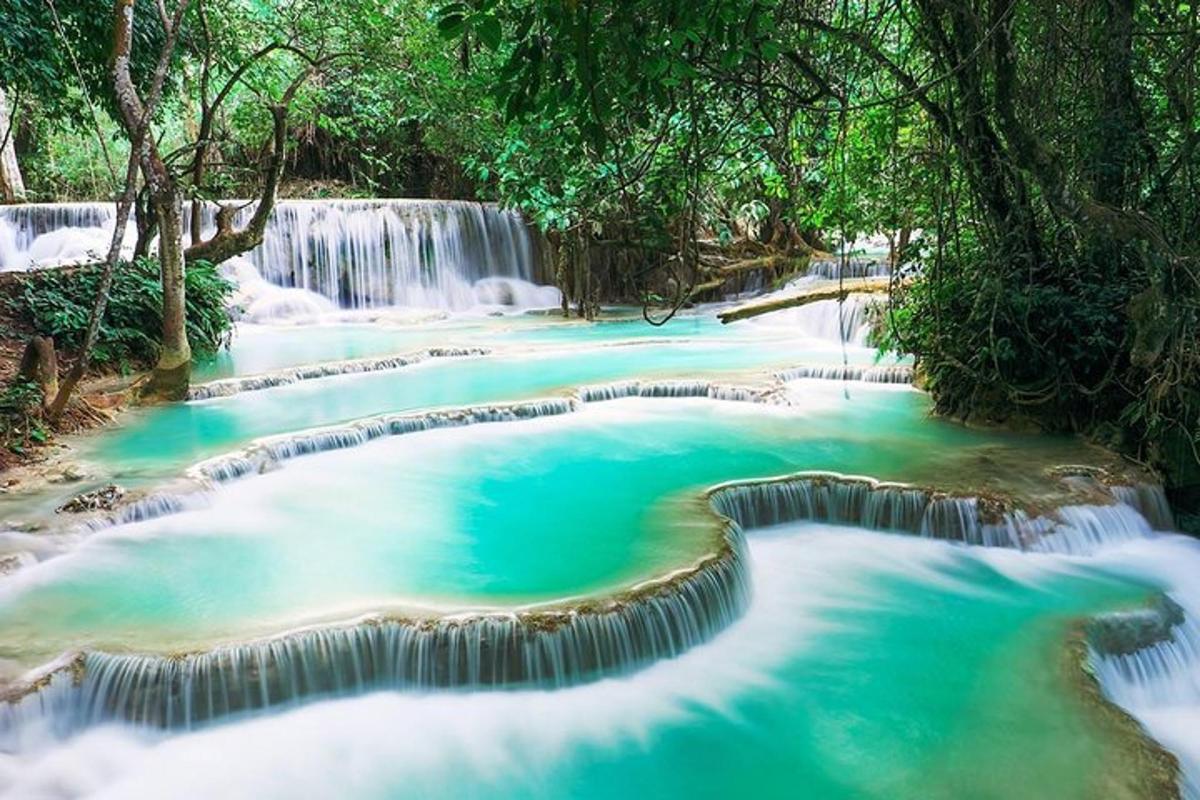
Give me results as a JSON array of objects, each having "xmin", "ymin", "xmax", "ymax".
[
  {"xmin": 110, "ymin": 0, "xmax": 195, "ymax": 401},
  {"xmin": 139, "ymin": 190, "xmax": 192, "ymax": 399}
]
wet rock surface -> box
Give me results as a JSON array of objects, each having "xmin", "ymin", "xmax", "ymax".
[
  {"xmin": 56, "ymin": 484, "xmax": 126, "ymax": 514},
  {"xmin": 1087, "ymin": 594, "xmax": 1186, "ymax": 656}
]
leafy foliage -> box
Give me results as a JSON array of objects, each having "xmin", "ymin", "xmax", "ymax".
[
  {"xmin": 0, "ymin": 380, "xmax": 47, "ymax": 455},
  {"xmin": 6, "ymin": 258, "xmax": 234, "ymax": 372}
]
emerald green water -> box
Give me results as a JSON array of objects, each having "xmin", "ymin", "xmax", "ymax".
[
  {"xmin": 18, "ymin": 526, "xmax": 1156, "ymax": 800},
  {"xmin": 344, "ymin": 531, "xmax": 1146, "ymax": 799},
  {"xmin": 76, "ymin": 337, "xmax": 892, "ymax": 483},
  {"xmin": 0, "ymin": 390, "xmax": 1110, "ymax": 665},
  {"xmin": 192, "ymin": 312, "xmax": 728, "ymax": 381},
  {"xmin": 0, "ymin": 313, "xmax": 1183, "ymax": 800}
]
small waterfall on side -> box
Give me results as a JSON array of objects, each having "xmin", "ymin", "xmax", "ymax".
[
  {"xmin": 0, "ymin": 200, "xmax": 553, "ymax": 312},
  {"xmin": 1087, "ymin": 534, "xmax": 1200, "ymax": 800},
  {"xmin": 747, "ymin": 295, "xmax": 876, "ymax": 345},
  {"xmin": 1090, "ymin": 584, "xmax": 1200, "ymax": 800},
  {"xmin": 774, "ymin": 364, "xmax": 913, "ymax": 384}
]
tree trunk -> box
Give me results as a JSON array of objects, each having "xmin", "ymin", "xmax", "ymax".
[
  {"xmin": 139, "ymin": 190, "xmax": 192, "ymax": 399},
  {"xmin": 0, "ymin": 85, "xmax": 26, "ymax": 202},
  {"xmin": 19, "ymin": 336, "xmax": 58, "ymax": 409}
]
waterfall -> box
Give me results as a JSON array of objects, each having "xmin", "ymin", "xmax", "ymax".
[
  {"xmin": 0, "ymin": 200, "xmax": 550, "ymax": 311},
  {"xmin": 707, "ymin": 473, "xmax": 1170, "ymax": 552},
  {"xmin": 775, "ymin": 364, "xmax": 913, "ymax": 384},
  {"xmin": 238, "ymin": 199, "xmax": 537, "ymax": 309},
  {"xmin": 1087, "ymin": 534, "xmax": 1200, "ymax": 799},
  {"xmin": 747, "ymin": 295, "xmax": 876, "ymax": 345},
  {"xmin": 0, "ymin": 202, "xmax": 127, "ymax": 269},
  {"xmin": 576, "ymin": 380, "xmax": 776, "ymax": 404},
  {"xmin": 186, "ymin": 346, "xmax": 489, "ymax": 401},
  {"xmin": 806, "ymin": 258, "xmax": 891, "ymax": 280},
  {"xmin": 0, "ymin": 522, "xmax": 748, "ymax": 735},
  {"xmin": 711, "ymin": 474, "xmax": 935, "ymax": 536}
]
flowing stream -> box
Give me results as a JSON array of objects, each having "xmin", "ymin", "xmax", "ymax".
[{"xmin": 0, "ymin": 203, "xmax": 1196, "ymax": 800}]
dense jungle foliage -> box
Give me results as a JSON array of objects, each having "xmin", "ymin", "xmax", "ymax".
[
  {"xmin": 1, "ymin": 0, "xmax": 1197, "ymax": 514},
  {"xmin": 4, "ymin": 258, "xmax": 234, "ymax": 371}
]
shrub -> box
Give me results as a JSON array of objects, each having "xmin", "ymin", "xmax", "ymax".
[
  {"xmin": 0, "ymin": 380, "xmax": 47, "ymax": 455},
  {"xmin": 6, "ymin": 257, "xmax": 234, "ymax": 372}
]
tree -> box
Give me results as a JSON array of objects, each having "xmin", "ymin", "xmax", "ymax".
[
  {"xmin": 0, "ymin": 84, "xmax": 25, "ymax": 201},
  {"xmin": 106, "ymin": 0, "xmax": 333, "ymax": 400}
]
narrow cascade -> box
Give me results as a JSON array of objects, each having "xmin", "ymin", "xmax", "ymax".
[
  {"xmin": 0, "ymin": 200, "xmax": 547, "ymax": 312},
  {"xmin": 806, "ymin": 258, "xmax": 891, "ymax": 280},
  {"xmin": 1092, "ymin": 602, "xmax": 1200, "ymax": 800},
  {"xmin": 187, "ymin": 347, "xmax": 489, "ymax": 401},
  {"xmin": 774, "ymin": 364, "xmax": 913, "ymax": 384},
  {"xmin": 0, "ymin": 528, "xmax": 748, "ymax": 735},
  {"xmin": 748, "ymin": 295, "xmax": 875, "ymax": 345},
  {"xmin": 708, "ymin": 473, "xmax": 1162, "ymax": 552},
  {"xmin": 1026, "ymin": 504, "xmax": 1155, "ymax": 556},
  {"xmin": 1109, "ymin": 484, "xmax": 1176, "ymax": 531}
]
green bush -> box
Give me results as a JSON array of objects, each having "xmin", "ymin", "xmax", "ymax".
[
  {"xmin": 6, "ymin": 257, "xmax": 234, "ymax": 372},
  {"xmin": 0, "ymin": 380, "xmax": 47, "ymax": 454}
]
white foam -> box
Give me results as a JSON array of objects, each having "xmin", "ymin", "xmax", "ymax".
[{"xmin": 0, "ymin": 526, "xmax": 1096, "ymax": 799}]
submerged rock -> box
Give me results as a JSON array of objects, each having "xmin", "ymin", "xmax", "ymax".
[
  {"xmin": 56, "ymin": 484, "xmax": 125, "ymax": 514},
  {"xmin": 1086, "ymin": 594, "xmax": 1186, "ymax": 656}
]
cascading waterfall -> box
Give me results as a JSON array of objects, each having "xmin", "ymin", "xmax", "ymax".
[
  {"xmin": 748, "ymin": 295, "xmax": 876, "ymax": 345},
  {"xmin": 774, "ymin": 364, "xmax": 913, "ymax": 384},
  {"xmin": 707, "ymin": 472, "xmax": 1171, "ymax": 553},
  {"xmin": 0, "ymin": 520, "xmax": 748, "ymax": 735},
  {"xmin": 7, "ymin": 463, "xmax": 1179, "ymax": 738},
  {"xmin": 3, "ymin": 374, "xmax": 1192, "ymax": 789},
  {"xmin": 806, "ymin": 258, "xmax": 891, "ymax": 280},
  {"xmin": 0, "ymin": 200, "xmax": 551, "ymax": 312},
  {"xmin": 44, "ymin": 384, "xmax": 783, "ymax": 538},
  {"xmin": 240, "ymin": 199, "xmax": 538, "ymax": 309}
]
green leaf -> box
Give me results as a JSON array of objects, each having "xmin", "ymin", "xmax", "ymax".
[
  {"xmin": 477, "ymin": 16, "xmax": 502, "ymax": 51},
  {"xmin": 437, "ymin": 13, "xmax": 465, "ymax": 38}
]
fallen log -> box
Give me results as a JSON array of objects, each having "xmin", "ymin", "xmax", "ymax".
[{"xmin": 718, "ymin": 276, "xmax": 894, "ymax": 324}]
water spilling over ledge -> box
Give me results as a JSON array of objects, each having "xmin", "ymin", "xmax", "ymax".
[
  {"xmin": 0, "ymin": 200, "xmax": 545, "ymax": 311},
  {"xmin": 774, "ymin": 364, "xmax": 914, "ymax": 384},
  {"xmin": 1088, "ymin": 563, "xmax": 1200, "ymax": 798},
  {"xmin": 3, "ymin": 449, "xmax": 1177, "ymax": 737},
  {"xmin": 186, "ymin": 347, "xmax": 490, "ymax": 401},
  {"xmin": 0, "ymin": 505, "xmax": 749, "ymax": 733},
  {"xmin": 706, "ymin": 471, "xmax": 1169, "ymax": 553}
]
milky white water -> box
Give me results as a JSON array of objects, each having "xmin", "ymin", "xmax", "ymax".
[{"xmin": 0, "ymin": 525, "xmax": 1182, "ymax": 800}]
